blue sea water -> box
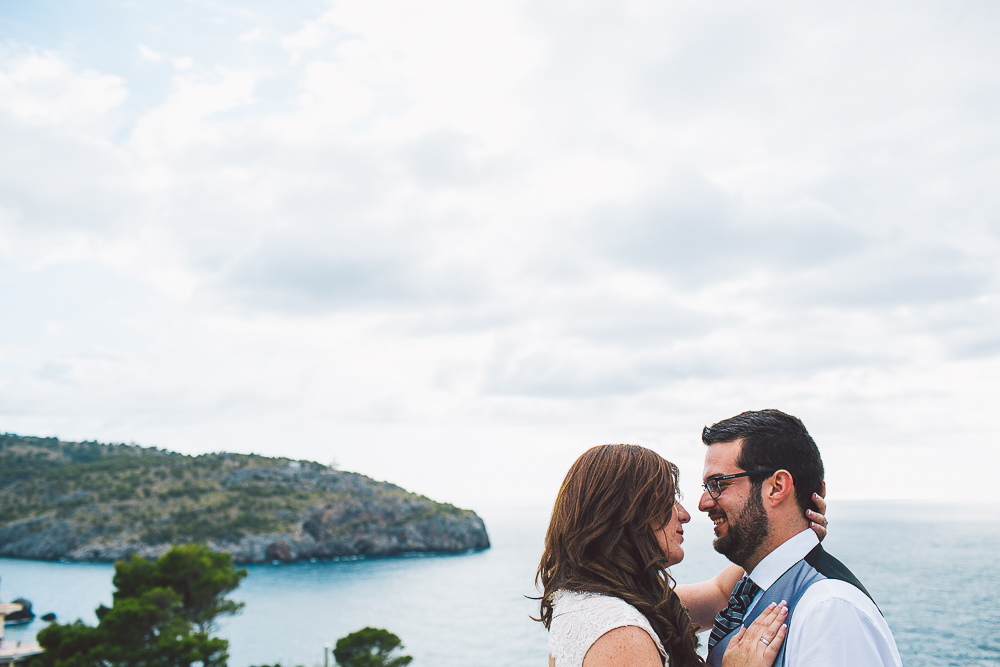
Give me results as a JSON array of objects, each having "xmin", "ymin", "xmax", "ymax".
[{"xmin": 2, "ymin": 502, "xmax": 998, "ymax": 666}]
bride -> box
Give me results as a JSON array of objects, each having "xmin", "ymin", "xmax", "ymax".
[{"xmin": 535, "ymin": 444, "xmax": 827, "ymax": 667}]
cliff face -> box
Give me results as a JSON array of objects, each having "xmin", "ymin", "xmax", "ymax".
[{"xmin": 0, "ymin": 434, "xmax": 489, "ymax": 563}]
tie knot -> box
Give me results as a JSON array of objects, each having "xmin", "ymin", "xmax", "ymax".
[
  {"xmin": 736, "ymin": 577, "xmax": 760, "ymax": 599},
  {"xmin": 708, "ymin": 576, "xmax": 763, "ymax": 654},
  {"xmin": 733, "ymin": 578, "xmax": 761, "ymax": 613}
]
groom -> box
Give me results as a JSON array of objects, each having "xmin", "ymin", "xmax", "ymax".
[{"xmin": 698, "ymin": 409, "xmax": 901, "ymax": 667}]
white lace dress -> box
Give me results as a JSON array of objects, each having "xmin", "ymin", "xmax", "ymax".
[{"xmin": 548, "ymin": 590, "xmax": 668, "ymax": 666}]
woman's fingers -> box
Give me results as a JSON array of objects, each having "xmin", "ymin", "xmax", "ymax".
[
  {"xmin": 808, "ymin": 491, "xmax": 828, "ymax": 540},
  {"xmin": 762, "ymin": 622, "xmax": 787, "ymax": 659},
  {"xmin": 762, "ymin": 602, "xmax": 787, "ymax": 639},
  {"xmin": 740, "ymin": 602, "xmax": 787, "ymax": 648},
  {"xmin": 812, "ymin": 490, "xmax": 827, "ymax": 515},
  {"xmin": 720, "ymin": 603, "xmax": 787, "ymax": 667}
]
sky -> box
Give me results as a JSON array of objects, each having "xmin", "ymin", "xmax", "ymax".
[{"xmin": 1, "ymin": 0, "xmax": 999, "ymax": 512}]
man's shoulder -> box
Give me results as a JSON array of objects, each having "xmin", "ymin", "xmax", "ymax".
[
  {"xmin": 791, "ymin": 547, "xmax": 889, "ymax": 640},
  {"xmin": 787, "ymin": 580, "xmax": 902, "ymax": 667},
  {"xmin": 803, "ymin": 544, "xmax": 875, "ymax": 602},
  {"xmin": 797, "ymin": 578, "xmax": 881, "ymax": 618}
]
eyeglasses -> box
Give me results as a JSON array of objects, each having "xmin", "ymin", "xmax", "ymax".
[{"xmin": 702, "ymin": 469, "xmax": 778, "ymax": 499}]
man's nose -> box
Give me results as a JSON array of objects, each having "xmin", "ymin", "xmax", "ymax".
[{"xmin": 698, "ymin": 488, "xmax": 715, "ymax": 512}]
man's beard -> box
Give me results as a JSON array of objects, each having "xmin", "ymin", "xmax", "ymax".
[{"xmin": 714, "ymin": 488, "xmax": 770, "ymax": 567}]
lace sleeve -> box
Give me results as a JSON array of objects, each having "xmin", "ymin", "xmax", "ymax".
[{"xmin": 547, "ymin": 591, "xmax": 668, "ymax": 666}]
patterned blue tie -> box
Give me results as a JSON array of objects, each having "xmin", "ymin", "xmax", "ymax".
[{"xmin": 708, "ymin": 576, "xmax": 762, "ymax": 651}]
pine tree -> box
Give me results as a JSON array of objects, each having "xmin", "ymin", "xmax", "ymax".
[
  {"xmin": 333, "ymin": 627, "xmax": 413, "ymax": 667},
  {"xmin": 36, "ymin": 544, "xmax": 246, "ymax": 667}
]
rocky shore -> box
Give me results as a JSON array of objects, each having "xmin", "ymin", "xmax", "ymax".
[
  {"xmin": 0, "ymin": 496, "xmax": 490, "ymax": 564},
  {"xmin": 0, "ymin": 434, "xmax": 490, "ymax": 564}
]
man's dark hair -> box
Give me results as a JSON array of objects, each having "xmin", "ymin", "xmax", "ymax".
[{"xmin": 701, "ymin": 409, "xmax": 824, "ymax": 512}]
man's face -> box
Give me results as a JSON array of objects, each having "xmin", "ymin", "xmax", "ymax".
[{"xmin": 698, "ymin": 439, "xmax": 770, "ymax": 568}]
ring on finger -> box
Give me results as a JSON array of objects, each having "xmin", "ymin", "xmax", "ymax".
[{"xmin": 760, "ymin": 638, "xmax": 769, "ymax": 646}]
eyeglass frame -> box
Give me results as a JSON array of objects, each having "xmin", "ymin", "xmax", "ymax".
[{"xmin": 702, "ymin": 469, "xmax": 778, "ymax": 499}]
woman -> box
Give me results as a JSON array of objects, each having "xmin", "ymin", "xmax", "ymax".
[{"xmin": 535, "ymin": 444, "xmax": 827, "ymax": 667}]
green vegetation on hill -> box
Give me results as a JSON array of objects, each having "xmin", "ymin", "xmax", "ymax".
[
  {"xmin": 0, "ymin": 432, "xmax": 489, "ymax": 562},
  {"xmin": 3, "ymin": 434, "xmax": 343, "ymax": 543}
]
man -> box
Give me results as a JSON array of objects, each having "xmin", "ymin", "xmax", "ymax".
[{"xmin": 698, "ymin": 409, "xmax": 901, "ymax": 667}]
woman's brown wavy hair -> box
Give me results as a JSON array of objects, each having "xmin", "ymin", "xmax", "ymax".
[{"xmin": 535, "ymin": 444, "xmax": 703, "ymax": 666}]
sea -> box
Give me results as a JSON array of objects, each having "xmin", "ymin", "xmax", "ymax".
[{"xmin": 2, "ymin": 501, "xmax": 999, "ymax": 666}]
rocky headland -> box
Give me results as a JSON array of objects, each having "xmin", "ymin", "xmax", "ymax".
[{"xmin": 0, "ymin": 434, "xmax": 489, "ymax": 563}]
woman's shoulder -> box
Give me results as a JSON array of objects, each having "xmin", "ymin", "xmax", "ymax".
[
  {"xmin": 552, "ymin": 590, "xmax": 639, "ymax": 615},
  {"xmin": 548, "ymin": 590, "xmax": 667, "ymax": 666}
]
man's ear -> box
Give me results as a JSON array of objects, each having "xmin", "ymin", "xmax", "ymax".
[{"xmin": 763, "ymin": 470, "xmax": 795, "ymax": 506}]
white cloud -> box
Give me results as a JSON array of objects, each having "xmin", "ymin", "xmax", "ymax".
[
  {"xmin": 281, "ymin": 20, "xmax": 331, "ymax": 62},
  {"xmin": 1, "ymin": 0, "xmax": 999, "ymax": 507},
  {"xmin": 129, "ymin": 68, "xmax": 258, "ymax": 158},
  {"xmin": 239, "ymin": 28, "xmax": 265, "ymax": 44},
  {"xmin": 0, "ymin": 47, "xmax": 127, "ymax": 126},
  {"xmin": 138, "ymin": 44, "xmax": 163, "ymax": 63}
]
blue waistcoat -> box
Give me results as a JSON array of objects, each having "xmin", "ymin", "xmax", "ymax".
[{"xmin": 706, "ymin": 545, "xmax": 876, "ymax": 667}]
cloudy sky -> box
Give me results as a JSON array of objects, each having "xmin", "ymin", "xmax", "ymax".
[{"xmin": 2, "ymin": 0, "xmax": 998, "ymax": 510}]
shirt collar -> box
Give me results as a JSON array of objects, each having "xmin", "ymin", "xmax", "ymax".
[{"xmin": 747, "ymin": 528, "xmax": 819, "ymax": 590}]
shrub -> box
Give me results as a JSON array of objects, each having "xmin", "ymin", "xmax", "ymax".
[
  {"xmin": 333, "ymin": 627, "xmax": 413, "ymax": 667},
  {"xmin": 35, "ymin": 544, "xmax": 245, "ymax": 667}
]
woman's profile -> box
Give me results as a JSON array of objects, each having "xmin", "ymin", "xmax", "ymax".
[{"xmin": 535, "ymin": 444, "xmax": 825, "ymax": 667}]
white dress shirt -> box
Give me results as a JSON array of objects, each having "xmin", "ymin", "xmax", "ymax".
[{"xmin": 745, "ymin": 529, "xmax": 902, "ymax": 667}]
